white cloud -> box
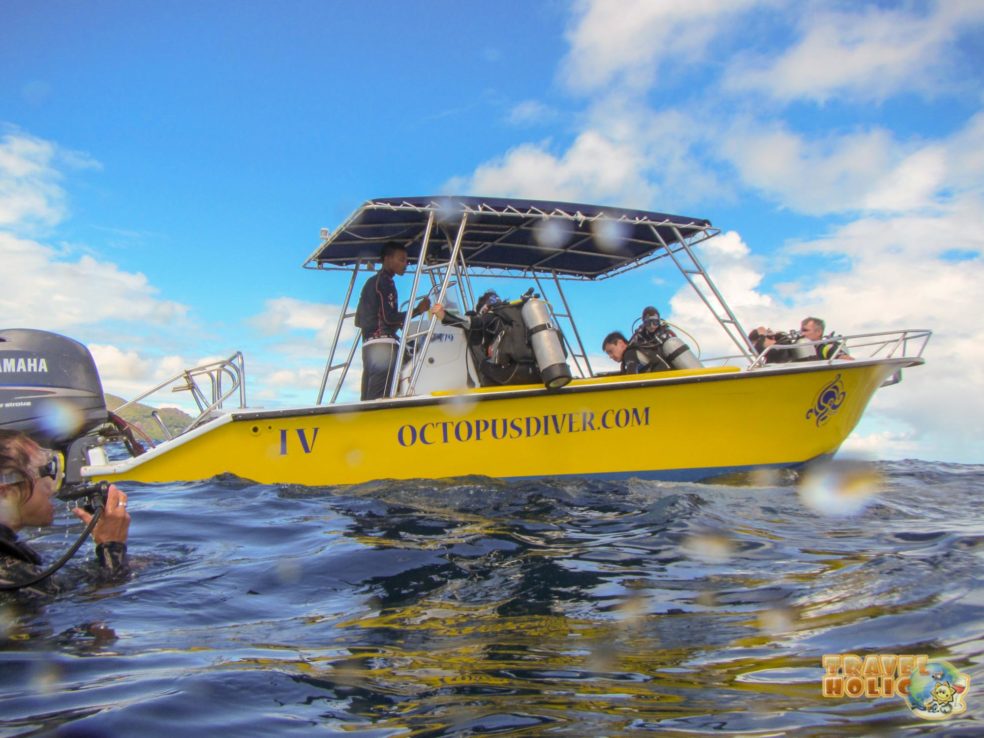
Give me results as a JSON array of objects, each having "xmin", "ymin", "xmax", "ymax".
[
  {"xmin": 88, "ymin": 343, "xmax": 215, "ymax": 412},
  {"xmin": 88, "ymin": 343, "xmax": 153, "ymax": 381},
  {"xmin": 1, "ymin": 129, "xmax": 186, "ymax": 336},
  {"xmin": 666, "ymin": 230, "xmax": 774, "ymax": 358},
  {"xmin": 724, "ymin": 2, "xmax": 984, "ymax": 104},
  {"xmin": 863, "ymin": 146, "xmax": 948, "ymax": 213},
  {"xmin": 839, "ymin": 427, "xmax": 919, "ymax": 460},
  {"xmin": 944, "ymin": 110, "xmax": 984, "ymax": 193},
  {"xmin": 776, "ymin": 195, "xmax": 984, "ymax": 461},
  {"xmin": 717, "ymin": 105, "xmax": 984, "ymax": 217},
  {"xmin": 449, "ymin": 102, "xmax": 730, "ymax": 211},
  {"xmin": 249, "ymin": 297, "xmax": 355, "ymax": 357},
  {"xmin": 449, "ymin": 131, "xmax": 657, "ymax": 207},
  {"xmin": 251, "ymin": 296, "xmax": 344, "ymax": 335},
  {"xmin": 0, "ymin": 129, "xmax": 101, "ymax": 232},
  {"xmin": 716, "ymin": 120, "xmax": 902, "ymax": 216},
  {"xmin": 243, "ymin": 297, "xmax": 362, "ymax": 406},
  {"xmin": 0, "ymin": 131, "xmax": 66, "ymax": 230},
  {"xmin": 442, "ymin": 0, "xmax": 984, "ymax": 465},
  {"xmin": 0, "ymin": 232, "xmax": 188, "ymax": 329},
  {"xmin": 561, "ymin": 0, "xmax": 763, "ymax": 92},
  {"xmin": 507, "ymin": 100, "xmax": 557, "ymax": 126}
]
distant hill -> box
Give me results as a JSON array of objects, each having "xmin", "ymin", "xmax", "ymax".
[{"xmin": 105, "ymin": 393, "xmax": 195, "ymax": 442}]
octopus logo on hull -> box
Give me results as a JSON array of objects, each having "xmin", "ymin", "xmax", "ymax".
[{"xmin": 806, "ymin": 373, "xmax": 846, "ymax": 427}]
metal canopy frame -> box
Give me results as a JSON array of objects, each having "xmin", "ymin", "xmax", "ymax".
[
  {"xmin": 309, "ymin": 197, "xmax": 751, "ymax": 404},
  {"xmin": 304, "ymin": 196, "xmax": 718, "ymax": 280}
]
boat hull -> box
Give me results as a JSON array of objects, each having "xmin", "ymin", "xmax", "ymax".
[{"xmin": 86, "ymin": 360, "xmax": 908, "ymax": 486}]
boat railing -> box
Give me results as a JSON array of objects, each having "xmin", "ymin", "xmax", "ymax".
[
  {"xmin": 316, "ymin": 261, "xmax": 366, "ymax": 405},
  {"xmin": 112, "ymin": 352, "xmax": 247, "ymax": 438},
  {"xmin": 744, "ymin": 329, "xmax": 932, "ymax": 370}
]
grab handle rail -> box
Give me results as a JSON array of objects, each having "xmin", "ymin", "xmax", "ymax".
[
  {"xmin": 112, "ymin": 352, "xmax": 247, "ymax": 435},
  {"xmin": 744, "ymin": 329, "xmax": 932, "ymax": 369}
]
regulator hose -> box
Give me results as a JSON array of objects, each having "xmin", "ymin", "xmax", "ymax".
[{"xmin": 0, "ymin": 482, "xmax": 109, "ymax": 591}]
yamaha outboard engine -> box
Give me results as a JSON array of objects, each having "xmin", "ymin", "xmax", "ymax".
[
  {"xmin": 0, "ymin": 329, "xmax": 112, "ymax": 482},
  {"xmin": 521, "ymin": 298, "xmax": 572, "ymax": 389}
]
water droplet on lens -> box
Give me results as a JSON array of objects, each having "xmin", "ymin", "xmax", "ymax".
[
  {"xmin": 757, "ymin": 607, "xmax": 795, "ymax": 635},
  {"xmin": 749, "ymin": 467, "xmax": 783, "ymax": 487},
  {"xmin": 534, "ymin": 218, "xmax": 573, "ymax": 250},
  {"xmin": 588, "ymin": 639, "xmax": 617, "ymax": 672},
  {"xmin": 591, "ymin": 219, "xmax": 628, "ymax": 253},
  {"xmin": 441, "ymin": 392, "xmax": 477, "ymax": 417},
  {"xmin": 682, "ymin": 531, "xmax": 735, "ymax": 564},
  {"xmin": 798, "ymin": 461, "xmax": 882, "ymax": 517},
  {"xmin": 435, "ymin": 197, "xmax": 463, "ymax": 223},
  {"xmin": 39, "ymin": 400, "xmax": 85, "ymax": 439},
  {"xmin": 696, "ymin": 590, "xmax": 718, "ymax": 607},
  {"xmin": 29, "ymin": 658, "xmax": 62, "ymax": 695},
  {"xmin": 615, "ymin": 591, "xmax": 648, "ymax": 624},
  {"xmin": 276, "ymin": 558, "xmax": 302, "ymax": 584},
  {"xmin": 0, "ymin": 606, "xmax": 13, "ymax": 641}
]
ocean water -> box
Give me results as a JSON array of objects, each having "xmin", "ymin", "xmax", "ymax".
[{"xmin": 1, "ymin": 460, "xmax": 981, "ymax": 736}]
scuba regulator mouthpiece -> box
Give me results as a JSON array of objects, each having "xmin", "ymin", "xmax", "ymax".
[{"xmin": 57, "ymin": 480, "xmax": 111, "ymax": 509}]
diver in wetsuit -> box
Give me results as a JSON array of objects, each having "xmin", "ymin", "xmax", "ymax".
[
  {"xmin": 602, "ymin": 331, "xmax": 649, "ymax": 374},
  {"xmin": 1, "ymin": 430, "xmax": 130, "ymax": 596}
]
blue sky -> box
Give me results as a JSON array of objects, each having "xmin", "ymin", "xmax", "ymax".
[{"xmin": 2, "ymin": 0, "xmax": 983, "ymax": 462}]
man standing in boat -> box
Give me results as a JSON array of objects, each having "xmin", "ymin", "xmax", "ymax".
[{"xmin": 355, "ymin": 241, "xmax": 430, "ymax": 400}]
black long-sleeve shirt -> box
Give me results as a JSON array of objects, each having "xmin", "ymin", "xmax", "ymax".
[{"xmin": 356, "ymin": 269, "xmax": 406, "ymax": 341}]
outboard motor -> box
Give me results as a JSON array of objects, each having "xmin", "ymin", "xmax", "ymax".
[
  {"xmin": 0, "ymin": 329, "xmax": 113, "ymax": 483},
  {"xmin": 521, "ymin": 298, "xmax": 572, "ymax": 389}
]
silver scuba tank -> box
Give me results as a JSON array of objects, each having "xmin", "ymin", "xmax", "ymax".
[
  {"xmin": 658, "ymin": 335, "xmax": 702, "ymax": 370},
  {"xmin": 790, "ymin": 336, "xmax": 818, "ymax": 361},
  {"xmin": 520, "ymin": 298, "xmax": 572, "ymax": 389}
]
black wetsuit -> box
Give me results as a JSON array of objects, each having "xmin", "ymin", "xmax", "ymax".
[
  {"xmin": 623, "ymin": 324, "xmax": 678, "ymax": 374},
  {"xmin": 1, "ymin": 522, "xmax": 128, "ymax": 596},
  {"xmin": 620, "ymin": 345, "xmax": 654, "ymax": 374},
  {"xmin": 815, "ymin": 340, "xmax": 838, "ymax": 360}
]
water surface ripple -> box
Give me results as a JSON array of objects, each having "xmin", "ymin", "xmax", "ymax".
[{"xmin": 1, "ymin": 461, "xmax": 981, "ymax": 736}]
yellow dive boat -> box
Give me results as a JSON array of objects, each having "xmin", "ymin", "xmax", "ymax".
[{"xmin": 0, "ymin": 197, "xmax": 931, "ymax": 486}]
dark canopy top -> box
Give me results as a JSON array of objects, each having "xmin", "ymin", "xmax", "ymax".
[{"xmin": 303, "ymin": 196, "xmax": 715, "ymax": 279}]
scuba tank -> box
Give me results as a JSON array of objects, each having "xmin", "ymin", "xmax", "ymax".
[
  {"xmin": 659, "ymin": 334, "xmax": 702, "ymax": 370},
  {"xmin": 633, "ymin": 307, "xmax": 701, "ymax": 371},
  {"xmin": 790, "ymin": 333, "xmax": 819, "ymax": 361},
  {"xmin": 520, "ymin": 298, "xmax": 572, "ymax": 389}
]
